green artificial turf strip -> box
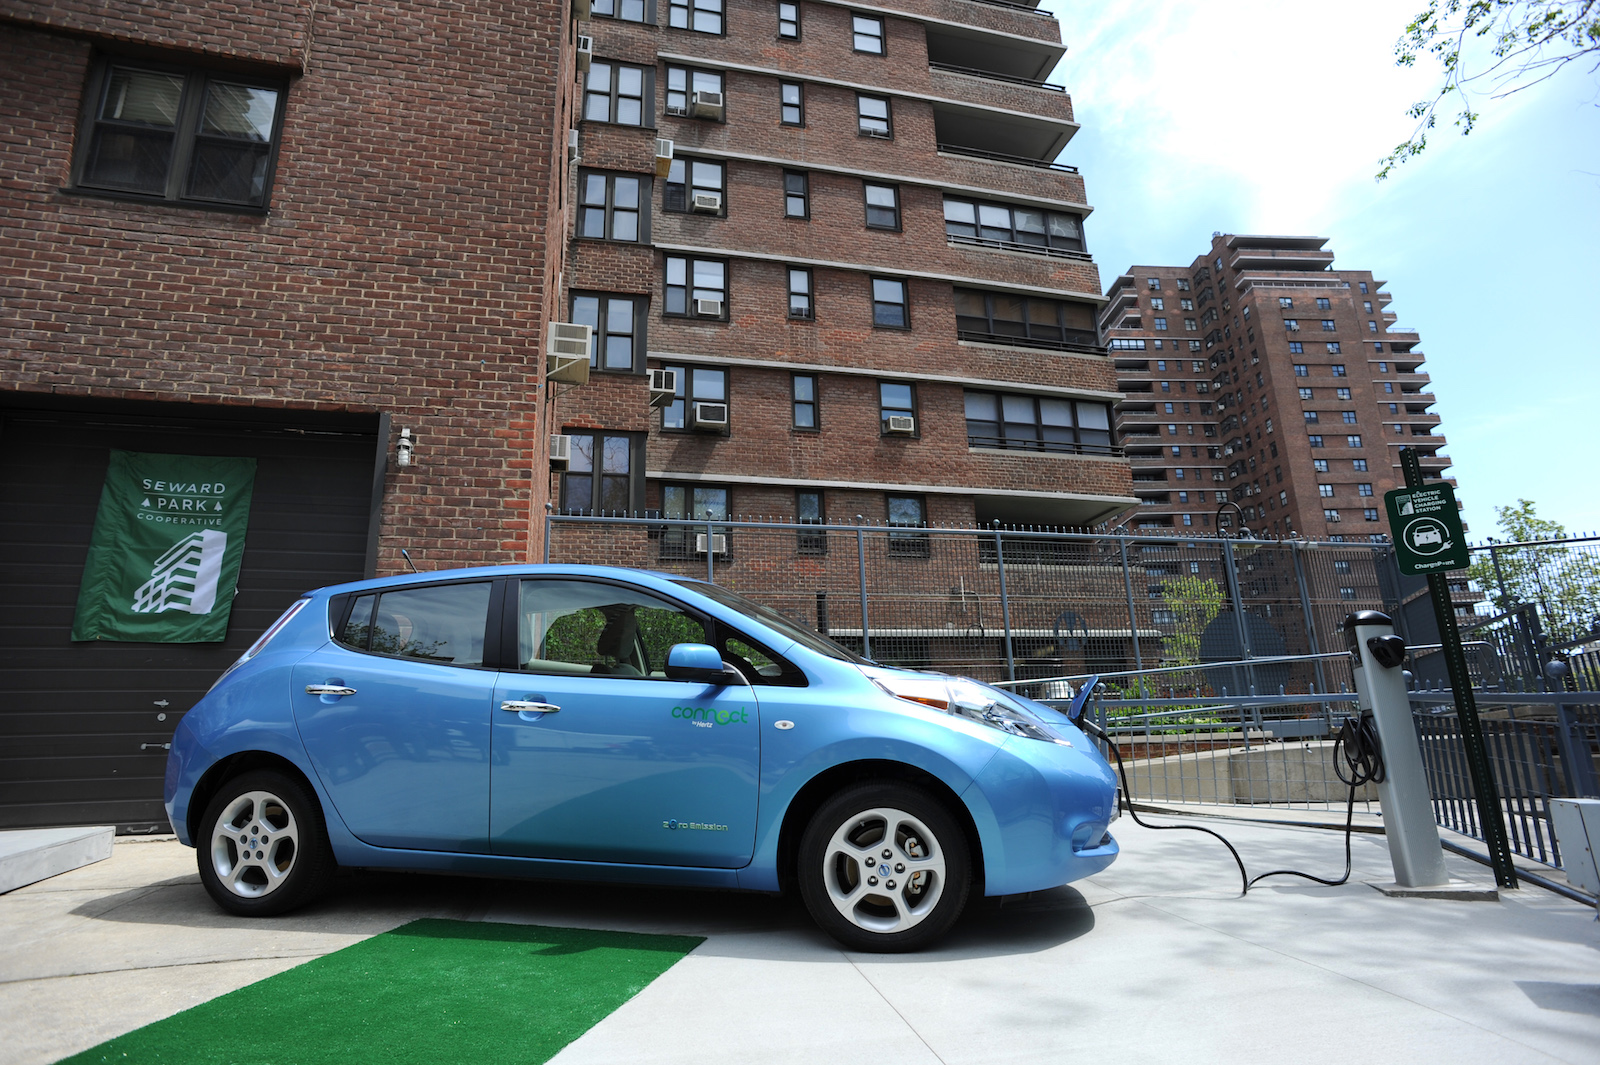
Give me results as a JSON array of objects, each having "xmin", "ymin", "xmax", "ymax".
[{"xmin": 58, "ymin": 919, "xmax": 703, "ymax": 1065}]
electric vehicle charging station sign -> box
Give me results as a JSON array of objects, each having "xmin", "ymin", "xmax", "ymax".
[{"xmin": 1385, "ymin": 482, "xmax": 1468, "ymax": 575}]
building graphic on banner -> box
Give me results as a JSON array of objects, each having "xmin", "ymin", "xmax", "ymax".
[{"xmin": 130, "ymin": 529, "xmax": 229, "ymax": 615}]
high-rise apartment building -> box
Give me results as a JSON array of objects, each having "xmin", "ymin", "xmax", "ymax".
[
  {"xmin": 552, "ymin": 0, "xmax": 1133, "ymax": 533},
  {"xmin": 1100, "ymin": 235, "xmax": 1450, "ymax": 541}
]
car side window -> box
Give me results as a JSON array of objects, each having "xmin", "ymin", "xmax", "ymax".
[
  {"xmin": 716, "ymin": 622, "xmax": 807, "ymax": 686},
  {"xmin": 336, "ymin": 583, "xmax": 492, "ymax": 666},
  {"xmin": 516, "ymin": 580, "xmax": 708, "ymax": 679}
]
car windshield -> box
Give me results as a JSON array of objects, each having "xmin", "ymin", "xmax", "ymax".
[{"xmin": 672, "ymin": 579, "xmax": 865, "ymax": 663}]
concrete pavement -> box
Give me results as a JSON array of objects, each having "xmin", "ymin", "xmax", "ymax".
[{"xmin": 3, "ymin": 818, "xmax": 1597, "ymax": 1065}]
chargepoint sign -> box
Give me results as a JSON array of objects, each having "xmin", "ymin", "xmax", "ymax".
[{"xmin": 71, "ymin": 450, "xmax": 257, "ymax": 643}]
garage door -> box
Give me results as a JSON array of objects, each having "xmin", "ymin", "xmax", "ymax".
[{"xmin": 0, "ymin": 400, "xmax": 382, "ymax": 832}]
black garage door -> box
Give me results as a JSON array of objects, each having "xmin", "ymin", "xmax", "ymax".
[{"xmin": 0, "ymin": 399, "xmax": 383, "ymax": 832}]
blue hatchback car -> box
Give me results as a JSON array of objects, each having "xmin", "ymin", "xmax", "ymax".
[{"xmin": 165, "ymin": 565, "xmax": 1119, "ymax": 951}]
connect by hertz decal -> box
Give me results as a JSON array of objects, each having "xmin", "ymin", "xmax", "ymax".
[{"xmin": 670, "ymin": 705, "xmax": 750, "ymax": 728}]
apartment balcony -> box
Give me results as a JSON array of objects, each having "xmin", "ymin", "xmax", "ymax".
[
  {"xmin": 922, "ymin": 0, "xmax": 1063, "ymax": 46},
  {"xmin": 1229, "ymin": 247, "xmax": 1336, "ymax": 272},
  {"xmin": 929, "ymin": 64, "xmax": 1074, "ymax": 125},
  {"xmin": 933, "ymin": 145, "xmax": 1086, "ymax": 204}
]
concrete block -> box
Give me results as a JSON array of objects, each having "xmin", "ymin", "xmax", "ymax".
[{"xmin": 0, "ymin": 827, "xmax": 115, "ymax": 894}]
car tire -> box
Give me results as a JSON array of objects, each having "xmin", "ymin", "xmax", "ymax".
[
  {"xmin": 196, "ymin": 769, "xmax": 334, "ymax": 916},
  {"xmin": 798, "ymin": 782, "xmax": 971, "ymax": 953}
]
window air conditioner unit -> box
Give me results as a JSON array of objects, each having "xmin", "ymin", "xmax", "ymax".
[
  {"xmin": 864, "ymin": 128, "xmax": 892, "ymax": 139},
  {"xmin": 546, "ymin": 322, "xmax": 592, "ymax": 385},
  {"xmin": 654, "ymin": 138, "xmax": 674, "ymax": 178},
  {"xmin": 549, "ymin": 434, "xmax": 572, "ymax": 467},
  {"xmin": 695, "ymin": 533, "xmax": 729, "ymax": 555},
  {"xmin": 691, "ymin": 191, "xmax": 722, "ymax": 213},
  {"xmin": 692, "ymin": 401, "xmax": 729, "ymax": 429},
  {"xmin": 573, "ymin": 0, "xmax": 591, "ymax": 20},
  {"xmin": 886, "ymin": 415, "xmax": 916, "ymax": 434},
  {"xmin": 689, "ymin": 90, "xmax": 725, "ymax": 121},
  {"xmin": 567, "ymin": 127, "xmax": 579, "ymax": 162},
  {"xmin": 694, "ymin": 297, "xmax": 724, "ymax": 317},
  {"xmin": 575, "ymin": 35, "xmax": 593, "ymax": 72},
  {"xmin": 648, "ymin": 368, "xmax": 678, "ymax": 409}
]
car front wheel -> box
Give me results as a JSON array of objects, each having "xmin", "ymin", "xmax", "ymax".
[
  {"xmin": 196, "ymin": 769, "xmax": 334, "ymax": 916},
  {"xmin": 798, "ymin": 782, "xmax": 971, "ymax": 952}
]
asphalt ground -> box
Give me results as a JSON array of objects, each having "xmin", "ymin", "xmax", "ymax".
[{"xmin": 4, "ymin": 816, "xmax": 1598, "ymax": 1065}]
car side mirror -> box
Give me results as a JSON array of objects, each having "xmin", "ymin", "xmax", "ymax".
[
  {"xmin": 1066, "ymin": 675, "xmax": 1101, "ymax": 724},
  {"xmin": 665, "ymin": 643, "xmax": 747, "ymax": 685}
]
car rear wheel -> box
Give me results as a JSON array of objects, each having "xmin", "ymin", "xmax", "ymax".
[
  {"xmin": 196, "ymin": 770, "xmax": 334, "ymax": 916},
  {"xmin": 798, "ymin": 782, "xmax": 970, "ymax": 952}
]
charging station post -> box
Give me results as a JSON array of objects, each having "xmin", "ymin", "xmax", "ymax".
[{"xmin": 1346, "ymin": 611, "xmax": 1451, "ymax": 889}]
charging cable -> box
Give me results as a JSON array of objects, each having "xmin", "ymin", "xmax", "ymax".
[{"xmin": 1077, "ymin": 708, "xmax": 1387, "ymax": 895}]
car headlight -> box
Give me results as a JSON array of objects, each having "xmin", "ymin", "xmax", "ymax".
[{"xmin": 870, "ymin": 674, "xmax": 1071, "ymax": 746}]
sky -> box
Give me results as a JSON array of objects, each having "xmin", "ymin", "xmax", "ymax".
[{"xmin": 1039, "ymin": 0, "xmax": 1600, "ymax": 542}]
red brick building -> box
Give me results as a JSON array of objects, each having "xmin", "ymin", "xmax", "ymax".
[
  {"xmin": 1099, "ymin": 234, "xmax": 1452, "ymax": 542},
  {"xmin": 0, "ymin": 0, "xmax": 577, "ymax": 828},
  {"xmin": 550, "ymin": 0, "xmax": 1134, "ymax": 537}
]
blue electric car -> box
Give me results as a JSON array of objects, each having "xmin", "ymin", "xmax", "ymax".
[{"xmin": 165, "ymin": 565, "xmax": 1119, "ymax": 951}]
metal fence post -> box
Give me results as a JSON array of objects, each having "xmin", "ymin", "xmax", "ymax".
[
  {"xmin": 543, "ymin": 510, "xmax": 552, "ymax": 564},
  {"xmin": 856, "ymin": 520, "xmax": 871, "ymax": 662},
  {"xmin": 1489, "ymin": 544, "xmax": 1512, "ymax": 611},
  {"xmin": 1119, "ymin": 536, "xmax": 1143, "ymax": 673},
  {"xmin": 992, "ymin": 521, "xmax": 1016, "ymax": 683},
  {"xmin": 706, "ymin": 518, "xmax": 715, "ymax": 582},
  {"xmin": 1221, "ymin": 537, "xmax": 1254, "ymax": 694},
  {"xmin": 1291, "ymin": 541, "xmax": 1327, "ymax": 693}
]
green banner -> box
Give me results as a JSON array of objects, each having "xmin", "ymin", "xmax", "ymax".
[{"xmin": 71, "ymin": 450, "xmax": 256, "ymax": 643}]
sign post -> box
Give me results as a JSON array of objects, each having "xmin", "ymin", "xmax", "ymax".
[{"xmin": 1388, "ymin": 450, "xmax": 1517, "ymax": 888}]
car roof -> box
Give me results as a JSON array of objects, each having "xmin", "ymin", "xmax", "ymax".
[{"xmin": 306, "ymin": 564, "xmax": 708, "ymax": 599}]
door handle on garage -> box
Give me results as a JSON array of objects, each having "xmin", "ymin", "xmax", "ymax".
[
  {"xmin": 305, "ymin": 685, "xmax": 357, "ymax": 696},
  {"xmin": 501, "ymin": 700, "xmax": 560, "ymax": 713}
]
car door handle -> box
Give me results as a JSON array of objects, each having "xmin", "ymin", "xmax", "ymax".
[
  {"xmin": 306, "ymin": 685, "xmax": 357, "ymax": 696},
  {"xmin": 501, "ymin": 700, "xmax": 560, "ymax": 713}
]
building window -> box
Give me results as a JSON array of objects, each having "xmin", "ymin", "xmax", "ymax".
[
  {"xmin": 1153, "ymin": 317, "xmax": 1168, "ymax": 331},
  {"xmin": 1358, "ymin": 483, "xmax": 1374, "ymax": 496},
  {"xmin": 1374, "ymin": 343, "xmax": 1385, "ymax": 353},
  {"xmin": 577, "ymin": 170, "xmax": 647, "ymax": 242},
  {"xmin": 1189, "ymin": 340, "xmax": 1202, "ymax": 351},
  {"xmin": 1368, "ymin": 321, "xmax": 1379, "ymax": 333},
  {"xmin": 778, "ymin": 0, "xmax": 800, "ymax": 37},
  {"xmin": 1378, "ymin": 361, "xmax": 1389, "ymax": 373},
  {"xmin": 1313, "ymin": 459, "xmax": 1328, "ymax": 472},
  {"xmin": 1352, "ymin": 459, "xmax": 1368, "ymax": 471},
  {"xmin": 584, "ymin": 62, "xmax": 648, "ymax": 125},
  {"xmin": 1284, "ymin": 319, "xmax": 1300, "ymax": 332},
  {"xmin": 670, "ymin": 0, "xmax": 724, "ymax": 33},
  {"xmin": 1177, "ymin": 279, "xmax": 1190, "ymax": 291},
  {"xmin": 793, "ymin": 374, "xmax": 818, "ymax": 428},
  {"xmin": 1342, "ymin": 411, "xmax": 1358, "ymax": 424},
  {"xmin": 1359, "ymin": 281, "xmax": 1369, "ymax": 294},
  {"xmin": 664, "ymin": 256, "xmax": 727, "ymax": 319},
  {"xmin": 871, "ymin": 278, "xmax": 908, "ymax": 328},
  {"xmin": 1180, "ymin": 299, "xmax": 1194, "ymax": 311},
  {"xmin": 1147, "ymin": 277, "xmax": 1161, "ymax": 290},
  {"xmin": 1326, "ymin": 342, "xmax": 1341, "ymax": 354},
  {"xmin": 1336, "ymin": 387, "xmax": 1352, "ymax": 400},
  {"xmin": 660, "ymin": 483, "xmax": 730, "ymax": 557},
  {"xmin": 1346, "ymin": 435, "xmax": 1363, "ymax": 448},
  {"xmin": 796, "ymin": 489, "xmax": 826, "ymax": 553},
  {"xmin": 879, "ymin": 381, "xmax": 915, "ymax": 432},
  {"xmin": 778, "ymin": 81, "xmax": 804, "ymax": 125},
  {"xmin": 853, "ymin": 14, "xmax": 886, "ymax": 52},
  {"xmin": 857, "ymin": 94, "xmax": 891, "ymax": 137},
  {"xmin": 964, "ymin": 391, "xmax": 1115, "ymax": 455},
  {"xmin": 571, "ymin": 293, "xmax": 645, "ymax": 372},
  {"xmin": 1364, "ymin": 508, "xmax": 1381, "ymax": 522},
  {"xmin": 1318, "ymin": 484, "xmax": 1335, "ymax": 497},
  {"xmin": 788, "ymin": 267, "xmax": 814, "ymax": 319},
  {"xmin": 1298, "ymin": 387, "xmax": 1313, "ymax": 400},
  {"xmin": 1164, "ymin": 402, "xmax": 1174, "ymax": 414},
  {"xmin": 1316, "ymin": 297, "xmax": 1331, "ymax": 310},
  {"xmin": 1278, "ymin": 298, "xmax": 1294, "ymax": 309},
  {"xmin": 663, "ymin": 158, "xmax": 724, "ymax": 213},
  {"xmin": 886, "ymin": 494, "xmax": 929, "ymax": 557},
  {"xmin": 1184, "ymin": 318, "xmax": 1198, "ymax": 331},
  {"xmin": 1150, "ymin": 297, "xmax": 1165, "ymax": 311},
  {"xmin": 942, "ymin": 198, "xmax": 1084, "ymax": 255},
  {"xmin": 560, "ymin": 432, "xmax": 642, "ymax": 514},
  {"xmin": 1288, "ymin": 342, "xmax": 1304, "ymax": 354},
  {"xmin": 661, "ymin": 365, "xmax": 729, "ymax": 431},
  {"xmin": 954, "ymin": 289, "xmax": 1096, "ymax": 350},
  {"xmin": 1309, "ymin": 435, "xmax": 1324, "ymax": 448},
  {"xmin": 666, "ymin": 66, "xmax": 724, "ymax": 117},
  {"xmin": 1339, "ymin": 586, "xmax": 1357, "ymax": 600},
  {"xmin": 1324, "ymin": 509, "xmax": 1342, "ymax": 523},
  {"xmin": 593, "ymin": 0, "xmax": 652, "ymax": 20},
  {"xmin": 1304, "ymin": 411, "xmax": 1319, "ymax": 423},
  {"xmin": 1110, "ymin": 339, "xmax": 1147, "ymax": 350},
  {"xmin": 783, "ymin": 170, "xmax": 808, "ymax": 218},
  {"xmin": 864, "ymin": 183, "xmax": 900, "ymax": 229},
  {"xmin": 73, "ymin": 58, "xmax": 289, "ymax": 210},
  {"xmin": 1331, "ymin": 364, "xmax": 1347, "ymax": 377},
  {"xmin": 1321, "ymin": 319, "xmax": 1336, "ymax": 331}
]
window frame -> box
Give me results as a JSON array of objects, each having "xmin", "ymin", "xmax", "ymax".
[
  {"xmin": 954, "ymin": 288, "xmax": 1097, "ymax": 351},
  {"xmin": 558, "ymin": 430, "xmax": 647, "ymax": 515},
  {"xmin": 796, "ymin": 488, "xmax": 826, "ymax": 553},
  {"xmin": 863, "ymin": 182, "xmax": 900, "ymax": 230},
  {"xmin": 778, "ymin": 0, "xmax": 801, "ymax": 38},
  {"xmin": 661, "ymin": 364, "xmax": 731, "ymax": 432},
  {"xmin": 879, "ymin": 380, "xmax": 917, "ymax": 436},
  {"xmin": 792, "ymin": 373, "xmax": 818, "ymax": 429},
  {"xmin": 783, "ymin": 169, "xmax": 809, "ymax": 219},
  {"xmin": 71, "ymin": 55, "xmax": 290, "ymax": 213},
  {"xmin": 663, "ymin": 156, "xmax": 725, "ymax": 215},
  {"xmin": 334, "ymin": 579, "xmax": 499, "ymax": 668},
  {"xmin": 885, "ymin": 493, "xmax": 930, "ymax": 558},
  {"xmin": 591, "ymin": 0, "xmax": 655, "ymax": 21},
  {"xmin": 852, "ymin": 13, "xmax": 886, "ymax": 53},
  {"xmin": 963, "ymin": 390, "xmax": 1116, "ymax": 456},
  {"xmin": 665, "ymin": 65, "xmax": 726, "ymax": 120},
  {"xmin": 583, "ymin": 60, "xmax": 652, "ymax": 127},
  {"xmin": 669, "ymin": 0, "xmax": 725, "ymax": 34},
  {"xmin": 870, "ymin": 276, "xmax": 909, "ymax": 329},
  {"xmin": 780, "ymin": 81, "xmax": 805, "ymax": 126},
  {"xmin": 787, "ymin": 267, "xmax": 815, "ymax": 320},
  {"xmin": 570, "ymin": 291, "xmax": 648, "ymax": 374},
  {"xmin": 576, "ymin": 169, "xmax": 651, "ymax": 243},
  {"xmin": 664, "ymin": 255, "xmax": 729, "ymax": 320},
  {"xmin": 856, "ymin": 93, "xmax": 892, "ymax": 138},
  {"xmin": 942, "ymin": 196, "xmax": 1085, "ymax": 257}
]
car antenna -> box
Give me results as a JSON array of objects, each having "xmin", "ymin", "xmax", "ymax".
[{"xmin": 400, "ymin": 548, "xmax": 419, "ymax": 573}]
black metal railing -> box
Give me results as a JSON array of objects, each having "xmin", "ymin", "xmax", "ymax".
[
  {"xmin": 936, "ymin": 143, "xmax": 1079, "ymax": 173},
  {"xmin": 965, "ymin": 433, "xmax": 1120, "ymax": 458},
  {"xmin": 946, "ymin": 233, "xmax": 1090, "ymax": 261},
  {"xmin": 956, "ymin": 328, "xmax": 1102, "ymax": 354},
  {"xmin": 928, "ymin": 61, "xmax": 1065, "ymax": 92}
]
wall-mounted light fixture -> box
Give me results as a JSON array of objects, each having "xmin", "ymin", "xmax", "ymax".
[{"xmin": 396, "ymin": 427, "xmax": 414, "ymax": 467}]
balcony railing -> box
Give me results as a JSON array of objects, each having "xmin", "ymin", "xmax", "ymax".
[
  {"xmin": 957, "ymin": 328, "xmax": 1102, "ymax": 354},
  {"xmin": 937, "ymin": 143, "xmax": 1079, "ymax": 173},
  {"xmin": 947, "ymin": 233, "xmax": 1090, "ymax": 261},
  {"xmin": 966, "ymin": 434, "xmax": 1121, "ymax": 458},
  {"xmin": 928, "ymin": 61, "xmax": 1066, "ymax": 92},
  {"xmin": 960, "ymin": 0, "xmax": 1055, "ymax": 16}
]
